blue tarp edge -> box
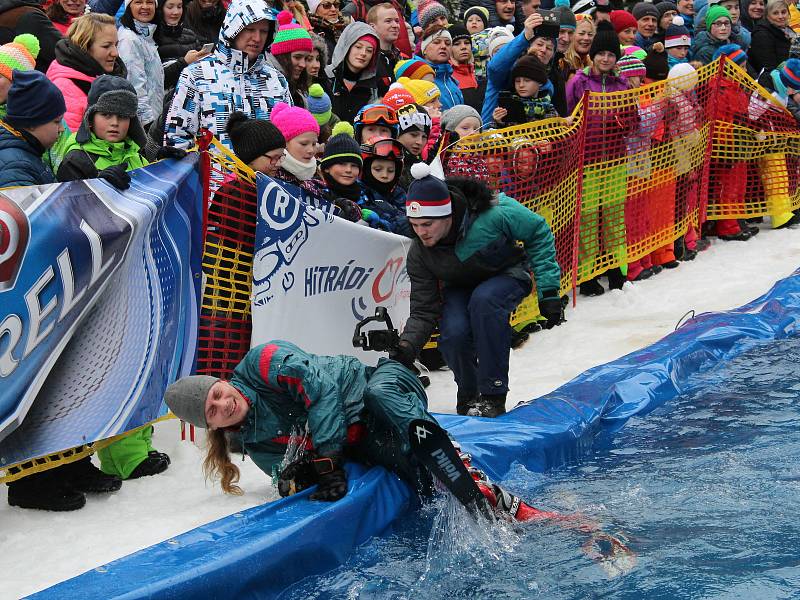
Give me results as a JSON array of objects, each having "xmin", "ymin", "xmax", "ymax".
[{"xmin": 29, "ymin": 267, "xmax": 800, "ymax": 599}]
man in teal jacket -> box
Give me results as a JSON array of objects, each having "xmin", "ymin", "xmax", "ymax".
[{"xmin": 391, "ymin": 167, "xmax": 562, "ymax": 418}]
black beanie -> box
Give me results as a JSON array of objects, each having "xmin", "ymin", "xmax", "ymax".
[
  {"xmin": 448, "ymin": 22, "xmax": 471, "ymax": 44},
  {"xmin": 320, "ymin": 122, "xmax": 363, "ymax": 170},
  {"xmin": 226, "ymin": 112, "xmax": 286, "ymax": 165},
  {"xmin": 643, "ymin": 47, "xmax": 668, "ymax": 81},
  {"xmin": 589, "ymin": 21, "xmax": 622, "ymax": 60},
  {"xmin": 511, "ymin": 54, "xmax": 549, "ymax": 84},
  {"xmin": 5, "ymin": 69, "xmax": 66, "ymax": 129}
]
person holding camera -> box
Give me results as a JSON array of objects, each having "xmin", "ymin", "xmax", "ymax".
[{"xmin": 389, "ymin": 167, "xmax": 563, "ymax": 418}]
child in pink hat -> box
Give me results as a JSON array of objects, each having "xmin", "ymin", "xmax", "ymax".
[{"xmin": 270, "ymin": 101, "xmax": 325, "ymax": 196}]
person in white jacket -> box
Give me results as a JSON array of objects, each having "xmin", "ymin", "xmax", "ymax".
[
  {"xmin": 163, "ymin": 0, "xmax": 292, "ymax": 151},
  {"xmin": 117, "ymin": 0, "xmax": 164, "ymax": 128}
]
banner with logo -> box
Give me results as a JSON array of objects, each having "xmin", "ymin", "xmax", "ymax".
[
  {"xmin": 0, "ymin": 157, "xmax": 203, "ymax": 466},
  {"xmin": 251, "ymin": 174, "xmax": 412, "ymax": 363}
]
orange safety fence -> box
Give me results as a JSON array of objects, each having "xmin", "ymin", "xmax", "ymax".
[{"xmin": 5, "ymin": 57, "xmax": 797, "ymax": 478}]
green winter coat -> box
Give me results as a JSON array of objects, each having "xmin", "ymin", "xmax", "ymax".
[
  {"xmin": 56, "ymin": 132, "xmax": 148, "ymax": 182},
  {"xmin": 401, "ymin": 179, "xmax": 561, "ymax": 355},
  {"xmin": 230, "ymin": 341, "xmax": 435, "ymax": 478}
]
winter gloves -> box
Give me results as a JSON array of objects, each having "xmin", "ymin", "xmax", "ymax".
[
  {"xmin": 308, "ymin": 454, "xmax": 348, "ymax": 502},
  {"xmin": 98, "ymin": 165, "xmax": 131, "ymax": 190},
  {"xmin": 539, "ymin": 290, "xmax": 565, "ymax": 329},
  {"xmin": 278, "ymin": 453, "xmax": 348, "ymax": 502},
  {"xmin": 389, "ymin": 340, "xmax": 416, "ymax": 371}
]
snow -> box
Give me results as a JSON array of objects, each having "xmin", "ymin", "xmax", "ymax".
[{"xmin": 3, "ymin": 226, "xmax": 800, "ymax": 598}]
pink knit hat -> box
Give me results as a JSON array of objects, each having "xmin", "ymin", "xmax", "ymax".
[
  {"xmin": 270, "ymin": 102, "xmax": 320, "ymax": 141},
  {"xmin": 270, "ymin": 10, "xmax": 313, "ymax": 56}
]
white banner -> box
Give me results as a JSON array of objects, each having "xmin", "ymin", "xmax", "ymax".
[{"xmin": 251, "ymin": 174, "xmax": 412, "ymax": 363}]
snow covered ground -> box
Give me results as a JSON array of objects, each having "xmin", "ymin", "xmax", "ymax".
[{"xmin": 4, "ymin": 225, "xmax": 800, "ymax": 598}]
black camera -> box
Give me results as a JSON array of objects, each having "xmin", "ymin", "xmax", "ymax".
[{"xmin": 352, "ymin": 307, "xmax": 400, "ymax": 352}]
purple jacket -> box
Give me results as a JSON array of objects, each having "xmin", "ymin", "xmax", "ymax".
[{"xmin": 566, "ymin": 67, "xmax": 636, "ymax": 161}]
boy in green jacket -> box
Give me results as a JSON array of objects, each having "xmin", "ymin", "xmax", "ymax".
[
  {"xmin": 56, "ymin": 75, "xmax": 149, "ymax": 189},
  {"xmin": 56, "ymin": 74, "xmax": 171, "ymax": 479}
]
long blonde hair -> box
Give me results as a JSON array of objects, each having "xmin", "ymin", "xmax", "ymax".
[
  {"xmin": 203, "ymin": 428, "xmax": 243, "ymax": 495},
  {"xmin": 564, "ymin": 18, "xmax": 595, "ymax": 74}
]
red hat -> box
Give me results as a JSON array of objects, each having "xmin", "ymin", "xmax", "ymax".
[
  {"xmin": 383, "ymin": 83, "xmax": 416, "ymax": 110},
  {"xmin": 610, "ymin": 9, "xmax": 638, "ymax": 34}
]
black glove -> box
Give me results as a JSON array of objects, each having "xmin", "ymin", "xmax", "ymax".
[
  {"xmin": 539, "ymin": 290, "xmax": 565, "ymax": 329},
  {"xmin": 309, "ymin": 454, "xmax": 347, "ymax": 502},
  {"xmin": 98, "ymin": 165, "xmax": 131, "ymax": 190},
  {"xmin": 157, "ymin": 145, "xmax": 188, "ymax": 161},
  {"xmin": 277, "ymin": 456, "xmax": 318, "ymax": 497},
  {"xmin": 388, "ymin": 340, "xmax": 416, "ymax": 370}
]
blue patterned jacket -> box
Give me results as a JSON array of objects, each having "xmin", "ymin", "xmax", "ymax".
[{"xmin": 164, "ymin": 0, "xmax": 292, "ymax": 150}]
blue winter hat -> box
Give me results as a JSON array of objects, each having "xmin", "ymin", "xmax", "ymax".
[
  {"xmin": 406, "ymin": 162, "xmax": 451, "ymax": 218},
  {"xmin": 5, "ymin": 69, "xmax": 65, "ymax": 129},
  {"xmin": 713, "ymin": 43, "xmax": 747, "ymax": 65},
  {"xmin": 307, "ymin": 83, "xmax": 332, "ymax": 126},
  {"xmin": 780, "ymin": 58, "xmax": 800, "ymax": 90}
]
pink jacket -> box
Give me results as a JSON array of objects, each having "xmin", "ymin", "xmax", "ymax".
[{"xmin": 46, "ymin": 59, "xmax": 95, "ymax": 132}]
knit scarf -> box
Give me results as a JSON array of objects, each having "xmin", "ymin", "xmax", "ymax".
[
  {"xmin": 323, "ymin": 173, "xmax": 363, "ymax": 202},
  {"xmin": 281, "ymin": 150, "xmax": 318, "ymax": 181},
  {"xmin": 667, "ymin": 54, "xmax": 688, "ymax": 70}
]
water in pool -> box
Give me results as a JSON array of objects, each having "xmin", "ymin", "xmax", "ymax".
[{"xmin": 278, "ymin": 337, "xmax": 800, "ymax": 599}]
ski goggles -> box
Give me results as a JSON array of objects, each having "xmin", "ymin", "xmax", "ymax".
[
  {"xmin": 357, "ymin": 105, "xmax": 399, "ymax": 126},
  {"xmin": 361, "ymin": 138, "xmax": 403, "ymax": 160}
]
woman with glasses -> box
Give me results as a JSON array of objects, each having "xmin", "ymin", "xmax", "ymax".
[
  {"xmin": 690, "ymin": 5, "xmax": 733, "ymax": 64},
  {"xmin": 308, "ymin": 0, "xmax": 346, "ymax": 61},
  {"xmin": 749, "ymin": 0, "xmax": 794, "ymax": 89}
]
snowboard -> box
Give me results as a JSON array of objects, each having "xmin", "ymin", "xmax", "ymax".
[{"xmin": 408, "ymin": 419, "xmax": 491, "ymax": 517}]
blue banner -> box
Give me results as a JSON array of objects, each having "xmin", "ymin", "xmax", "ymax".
[{"xmin": 0, "ymin": 156, "xmax": 204, "ymax": 466}]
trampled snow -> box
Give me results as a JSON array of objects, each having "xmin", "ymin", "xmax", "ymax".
[{"xmin": 3, "ymin": 226, "xmax": 799, "ymax": 598}]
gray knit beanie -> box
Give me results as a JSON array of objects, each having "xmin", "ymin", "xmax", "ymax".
[
  {"xmin": 441, "ymin": 104, "xmax": 481, "ymax": 132},
  {"xmin": 164, "ymin": 375, "xmax": 219, "ymax": 429}
]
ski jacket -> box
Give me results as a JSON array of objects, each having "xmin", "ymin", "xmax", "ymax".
[
  {"xmin": 57, "ymin": 133, "xmax": 148, "ymax": 181},
  {"xmin": 566, "ymin": 67, "xmax": 635, "ymax": 160},
  {"xmin": 46, "ymin": 58, "xmax": 95, "ymax": 133},
  {"xmin": 0, "ymin": 121, "xmax": 56, "ymax": 188},
  {"xmin": 401, "ymin": 178, "xmax": 560, "ymax": 355},
  {"xmin": 481, "ymin": 28, "xmax": 529, "ymax": 124},
  {"xmin": 426, "ymin": 59, "xmax": 464, "ymax": 111},
  {"xmin": 46, "ymin": 38, "xmax": 128, "ymax": 133},
  {"xmin": 117, "ymin": 21, "xmax": 164, "ymax": 126},
  {"xmin": 690, "ymin": 30, "xmax": 730, "ymax": 65},
  {"xmin": 165, "ymin": 0, "xmax": 292, "ymax": 151}
]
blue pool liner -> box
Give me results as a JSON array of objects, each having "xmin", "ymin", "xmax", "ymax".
[{"xmin": 30, "ymin": 268, "xmax": 800, "ymax": 599}]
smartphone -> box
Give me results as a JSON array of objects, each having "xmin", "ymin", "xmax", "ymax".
[
  {"xmin": 498, "ymin": 91, "xmax": 527, "ymax": 126},
  {"xmin": 200, "ymin": 42, "xmax": 214, "ymax": 54},
  {"xmin": 535, "ymin": 8, "xmax": 561, "ymax": 39}
]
